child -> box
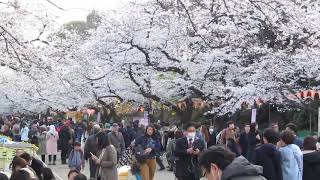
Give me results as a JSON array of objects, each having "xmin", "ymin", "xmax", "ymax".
[{"xmin": 68, "ymin": 142, "xmax": 85, "ymax": 172}]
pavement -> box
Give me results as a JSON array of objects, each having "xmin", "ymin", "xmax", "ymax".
[{"xmin": 48, "ymin": 153, "xmax": 175, "ymax": 180}]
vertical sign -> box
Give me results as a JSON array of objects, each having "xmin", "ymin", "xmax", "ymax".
[
  {"xmin": 251, "ymin": 109, "xmax": 257, "ymax": 124},
  {"xmin": 318, "ymin": 107, "xmax": 320, "ymax": 136}
]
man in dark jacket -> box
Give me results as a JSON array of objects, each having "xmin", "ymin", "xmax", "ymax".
[
  {"xmin": 199, "ymin": 146, "xmax": 266, "ymax": 180},
  {"xmin": 175, "ymin": 123, "xmax": 205, "ymax": 180},
  {"xmin": 108, "ymin": 123, "xmax": 125, "ymax": 161},
  {"xmin": 302, "ymin": 136, "xmax": 320, "ymax": 180},
  {"xmin": 253, "ymin": 128, "xmax": 282, "ymax": 180},
  {"xmin": 84, "ymin": 124, "xmax": 100, "ymax": 179},
  {"xmin": 239, "ymin": 124, "xmax": 250, "ymax": 158}
]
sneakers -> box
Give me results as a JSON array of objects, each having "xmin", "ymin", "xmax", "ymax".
[
  {"xmin": 52, "ymin": 162, "xmax": 56, "ymax": 165},
  {"xmin": 48, "ymin": 162, "xmax": 52, "ymax": 165}
]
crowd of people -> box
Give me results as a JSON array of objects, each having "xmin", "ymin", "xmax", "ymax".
[{"xmin": 1, "ymin": 116, "xmax": 320, "ymax": 180}]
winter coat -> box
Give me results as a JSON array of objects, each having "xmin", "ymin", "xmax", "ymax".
[
  {"xmin": 239, "ymin": 132, "xmax": 249, "ymax": 158},
  {"xmin": 68, "ymin": 149, "xmax": 85, "ymax": 171},
  {"xmin": 46, "ymin": 132, "xmax": 59, "ymax": 155},
  {"xmin": 20, "ymin": 126, "xmax": 29, "ymax": 142},
  {"xmin": 247, "ymin": 131, "xmax": 261, "ymax": 162},
  {"xmin": 303, "ymin": 151, "xmax": 320, "ymax": 180},
  {"xmin": 37, "ymin": 131, "xmax": 47, "ymax": 155},
  {"xmin": 207, "ymin": 132, "xmax": 217, "ymax": 147},
  {"xmin": 108, "ymin": 132, "xmax": 125, "ymax": 155},
  {"xmin": 97, "ymin": 145, "xmax": 118, "ymax": 180},
  {"xmin": 220, "ymin": 128, "xmax": 235, "ymax": 144},
  {"xmin": 221, "ymin": 156, "xmax": 266, "ymax": 180},
  {"xmin": 84, "ymin": 133, "xmax": 98, "ymax": 160},
  {"xmin": 165, "ymin": 139, "xmax": 176, "ymax": 163},
  {"xmin": 253, "ymin": 144, "xmax": 283, "ymax": 180},
  {"xmin": 58, "ymin": 126, "xmax": 71, "ymax": 151},
  {"xmin": 279, "ymin": 144, "xmax": 303, "ymax": 180},
  {"xmin": 135, "ymin": 135, "xmax": 161, "ymax": 159},
  {"xmin": 174, "ymin": 136, "xmax": 206, "ymax": 180}
]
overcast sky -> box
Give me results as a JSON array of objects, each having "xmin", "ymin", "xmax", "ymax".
[{"xmin": 49, "ymin": 0, "xmax": 130, "ymax": 24}]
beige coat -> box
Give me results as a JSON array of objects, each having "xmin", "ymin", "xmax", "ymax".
[{"xmin": 97, "ymin": 145, "xmax": 118, "ymax": 180}]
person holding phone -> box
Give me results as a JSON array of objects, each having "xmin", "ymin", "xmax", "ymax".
[
  {"xmin": 174, "ymin": 122, "xmax": 206, "ymax": 180},
  {"xmin": 91, "ymin": 131, "xmax": 118, "ymax": 180}
]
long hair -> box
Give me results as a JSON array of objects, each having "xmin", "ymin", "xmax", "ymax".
[
  {"xmin": 144, "ymin": 125, "xmax": 156, "ymax": 138},
  {"xmin": 96, "ymin": 131, "xmax": 110, "ymax": 149},
  {"xmin": 201, "ymin": 125, "xmax": 210, "ymax": 142}
]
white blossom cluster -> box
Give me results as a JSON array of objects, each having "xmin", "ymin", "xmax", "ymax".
[{"xmin": 1, "ymin": 0, "xmax": 320, "ymax": 114}]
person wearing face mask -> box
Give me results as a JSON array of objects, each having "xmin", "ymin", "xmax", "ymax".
[
  {"xmin": 207, "ymin": 126, "xmax": 217, "ymax": 147},
  {"xmin": 199, "ymin": 146, "xmax": 266, "ymax": 180},
  {"xmin": 174, "ymin": 122, "xmax": 206, "ymax": 180}
]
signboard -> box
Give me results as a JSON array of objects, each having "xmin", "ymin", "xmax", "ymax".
[
  {"xmin": 133, "ymin": 117, "xmax": 149, "ymax": 127},
  {"xmin": 251, "ymin": 109, "xmax": 257, "ymax": 123}
]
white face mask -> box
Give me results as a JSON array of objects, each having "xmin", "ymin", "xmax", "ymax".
[
  {"xmin": 209, "ymin": 129, "xmax": 214, "ymax": 134},
  {"xmin": 187, "ymin": 132, "xmax": 196, "ymax": 139}
]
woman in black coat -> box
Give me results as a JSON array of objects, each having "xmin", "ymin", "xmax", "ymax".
[
  {"xmin": 59, "ymin": 124, "xmax": 72, "ymax": 164},
  {"xmin": 247, "ymin": 123, "xmax": 261, "ymax": 162}
]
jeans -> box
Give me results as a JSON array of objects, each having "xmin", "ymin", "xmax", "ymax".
[
  {"xmin": 61, "ymin": 149, "xmax": 68, "ymax": 162},
  {"xmin": 89, "ymin": 159, "xmax": 97, "ymax": 178},
  {"xmin": 140, "ymin": 159, "xmax": 157, "ymax": 180}
]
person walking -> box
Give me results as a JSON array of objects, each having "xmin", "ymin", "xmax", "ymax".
[
  {"xmin": 239, "ymin": 124, "xmax": 250, "ymax": 158},
  {"xmin": 199, "ymin": 146, "xmax": 266, "ymax": 180},
  {"xmin": 302, "ymin": 136, "xmax": 320, "ymax": 180},
  {"xmin": 166, "ymin": 130, "xmax": 183, "ymax": 171},
  {"xmin": 219, "ymin": 121, "xmax": 235, "ymax": 145},
  {"xmin": 247, "ymin": 123, "xmax": 261, "ymax": 162},
  {"xmin": 135, "ymin": 125, "xmax": 161, "ymax": 180},
  {"xmin": 68, "ymin": 142, "xmax": 85, "ymax": 172},
  {"xmin": 107, "ymin": 123, "xmax": 125, "ymax": 161},
  {"xmin": 84, "ymin": 124, "xmax": 101, "ymax": 179},
  {"xmin": 20, "ymin": 123, "xmax": 29, "ymax": 142},
  {"xmin": 59, "ymin": 121, "xmax": 72, "ymax": 164},
  {"xmin": 175, "ymin": 123, "xmax": 206, "ymax": 180},
  {"xmin": 91, "ymin": 131, "xmax": 118, "ymax": 180},
  {"xmin": 74, "ymin": 120, "xmax": 86, "ymax": 142},
  {"xmin": 207, "ymin": 126, "xmax": 216, "ymax": 147},
  {"xmin": 286, "ymin": 123, "xmax": 303, "ymax": 149},
  {"xmin": 200, "ymin": 125, "xmax": 210, "ymax": 148},
  {"xmin": 278, "ymin": 130, "xmax": 303, "ymax": 180},
  {"xmin": 253, "ymin": 128, "xmax": 282, "ymax": 180},
  {"xmin": 46, "ymin": 125, "xmax": 59, "ymax": 165},
  {"xmin": 154, "ymin": 124, "xmax": 165, "ymax": 171},
  {"xmin": 37, "ymin": 125, "xmax": 47, "ymax": 163}
]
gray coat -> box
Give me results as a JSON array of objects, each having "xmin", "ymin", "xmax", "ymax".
[
  {"xmin": 37, "ymin": 132, "xmax": 47, "ymax": 155},
  {"xmin": 108, "ymin": 132, "xmax": 125, "ymax": 155},
  {"xmin": 222, "ymin": 156, "xmax": 266, "ymax": 180},
  {"xmin": 97, "ymin": 145, "xmax": 118, "ymax": 180}
]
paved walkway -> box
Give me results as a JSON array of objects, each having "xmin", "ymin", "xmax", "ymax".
[{"xmin": 47, "ymin": 154, "xmax": 175, "ymax": 180}]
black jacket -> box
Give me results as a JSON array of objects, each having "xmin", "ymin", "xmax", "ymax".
[
  {"xmin": 58, "ymin": 126, "xmax": 71, "ymax": 150},
  {"xmin": 239, "ymin": 132, "xmax": 249, "ymax": 158},
  {"xmin": 174, "ymin": 137, "xmax": 205, "ymax": 180},
  {"xmin": 253, "ymin": 144, "xmax": 282, "ymax": 180},
  {"xmin": 303, "ymin": 151, "xmax": 320, "ymax": 180},
  {"xmin": 207, "ymin": 132, "xmax": 217, "ymax": 147},
  {"xmin": 31, "ymin": 158, "xmax": 44, "ymax": 180}
]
